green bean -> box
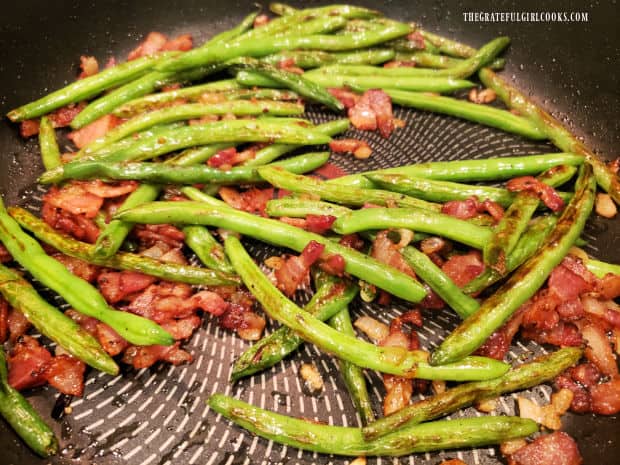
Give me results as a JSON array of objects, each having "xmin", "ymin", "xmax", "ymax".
[
  {"xmin": 401, "ymin": 246, "xmax": 479, "ymax": 319},
  {"xmin": 42, "ymin": 151, "xmax": 329, "ymax": 185},
  {"xmin": 6, "ymin": 54, "xmax": 169, "ymax": 122},
  {"xmin": 483, "ymin": 165, "xmax": 576, "ymax": 272},
  {"xmin": 40, "ymin": 119, "xmax": 331, "ymax": 183},
  {"xmin": 209, "ymin": 393, "xmax": 537, "ymax": 456},
  {"xmin": 414, "ymin": 28, "xmax": 476, "ymax": 58},
  {"xmin": 332, "ymin": 207, "xmax": 492, "ymax": 249},
  {"xmin": 303, "ymin": 71, "xmax": 475, "ymax": 93},
  {"xmin": 261, "ymin": 49, "xmax": 395, "ymax": 68},
  {"xmin": 479, "ymin": 68, "xmax": 620, "ymax": 203},
  {"xmin": 231, "ymin": 272, "xmax": 358, "ymax": 382},
  {"xmin": 165, "ymin": 143, "xmax": 233, "ymax": 166},
  {"xmin": 431, "ymin": 164, "xmax": 596, "ymax": 365},
  {"xmin": 463, "ymin": 215, "xmax": 557, "ymax": 295},
  {"xmin": 379, "ymin": 89, "xmax": 545, "ymax": 139},
  {"xmin": 115, "ymin": 196, "xmax": 427, "ymax": 302},
  {"xmin": 258, "ymin": 166, "xmax": 441, "ymax": 211},
  {"xmin": 585, "ymin": 258, "xmax": 620, "ymax": 278},
  {"xmin": 269, "ymin": 2, "xmax": 299, "ymax": 16},
  {"xmin": 209, "ymin": 11, "xmax": 259, "ymax": 44},
  {"xmin": 8, "ymin": 207, "xmax": 238, "ymax": 286},
  {"xmin": 183, "ymin": 226, "xmax": 233, "ymax": 274},
  {"xmin": 70, "ymin": 64, "xmax": 220, "ymax": 129},
  {"xmin": 387, "ymin": 36, "xmax": 439, "ymax": 54},
  {"xmin": 243, "ymin": 118, "xmax": 350, "ymax": 167},
  {"xmin": 366, "ymin": 173, "xmax": 572, "ymax": 206},
  {"xmin": 328, "ymin": 307, "xmax": 375, "ymax": 425},
  {"xmin": 225, "ymin": 235, "xmax": 508, "ymax": 380},
  {"xmin": 37, "ymin": 116, "xmax": 62, "ymax": 170},
  {"xmin": 231, "ymin": 57, "xmax": 344, "ymax": 110},
  {"xmin": 158, "ymin": 20, "xmax": 411, "ymax": 73},
  {"xmin": 0, "ymin": 347, "xmax": 58, "ymax": 457},
  {"xmin": 0, "ymin": 199, "xmax": 172, "ymax": 346},
  {"xmin": 394, "ymin": 51, "xmax": 506, "ymax": 70},
  {"xmin": 235, "ymin": 70, "xmax": 287, "ymax": 88},
  {"xmin": 267, "ymin": 4, "xmax": 382, "ymax": 21},
  {"xmin": 329, "ymin": 152, "xmax": 584, "ymax": 189},
  {"xmin": 363, "ymin": 346, "xmax": 581, "ymax": 440},
  {"xmin": 82, "ymin": 100, "xmax": 305, "ymax": 156},
  {"xmin": 266, "ymin": 198, "xmax": 351, "ymax": 218},
  {"xmin": 0, "ymin": 263, "xmax": 118, "ymax": 374}
]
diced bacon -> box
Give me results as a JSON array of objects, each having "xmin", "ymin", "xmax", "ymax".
[
  {"xmin": 522, "ymin": 290, "xmax": 560, "ymax": 331},
  {"xmin": 49, "ymin": 102, "xmax": 87, "ymax": 128},
  {"xmin": 318, "ymin": 253, "xmax": 346, "ymax": 276},
  {"xmin": 52, "ymin": 253, "xmax": 100, "ymax": 282},
  {"xmin": 97, "ymin": 271, "xmax": 157, "ymax": 304},
  {"xmin": 78, "ymin": 55, "xmax": 99, "ymax": 79},
  {"xmin": 95, "ymin": 323, "xmax": 128, "ymax": 356},
  {"xmin": 348, "ymin": 92, "xmax": 377, "ymax": 131},
  {"xmin": 161, "ymin": 315, "xmax": 202, "ymax": 340},
  {"xmin": 0, "ymin": 299, "xmax": 8, "ymax": 343},
  {"xmin": 556, "ymin": 298, "xmax": 585, "ymax": 321},
  {"xmin": 522, "ymin": 321, "xmax": 582, "ymax": 347},
  {"xmin": 506, "ymin": 176, "xmax": 565, "ymax": 212},
  {"xmin": 476, "ymin": 305, "xmax": 526, "ymax": 360},
  {"xmin": 219, "ymin": 186, "xmax": 274, "ymax": 215},
  {"xmin": 567, "ymin": 363, "xmax": 601, "ymax": 388},
  {"xmin": 366, "ymin": 89, "xmax": 394, "ymax": 138},
  {"xmin": 19, "ymin": 119, "xmax": 40, "ymax": 138},
  {"xmin": 370, "ymin": 230, "xmax": 416, "ymax": 278},
  {"xmin": 441, "ymin": 251, "xmax": 484, "ymax": 287},
  {"xmin": 68, "ymin": 114, "xmax": 122, "ymax": 149},
  {"xmin": 189, "ymin": 291, "xmax": 229, "ymax": 316},
  {"xmin": 548, "ymin": 257, "xmax": 594, "ymax": 301},
  {"xmin": 44, "ymin": 184, "xmax": 103, "ymax": 218},
  {"xmin": 354, "ymin": 316, "xmax": 389, "ymax": 344},
  {"xmin": 275, "ymin": 241, "xmax": 325, "ymax": 296},
  {"xmin": 441, "ymin": 197, "xmax": 479, "ymax": 219},
  {"xmin": 406, "ymin": 31, "xmax": 426, "ymax": 49},
  {"xmin": 312, "ymin": 162, "xmax": 348, "ymax": 180},
  {"xmin": 581, "ymin": 322, "xmax": 618, "ymax": 377},
  {"xmin": 329, "ymin": 138, "xmax": 373, "ymax": 159},
  {"xmin": 161, "ymin": 34, "xmax": 193, "ymax": 52},
  {"xmin": 0, "ymin": 244, "xmax": 12, "ymax": 263},
  {"xmin": 65, "ymin": 309, "xmax": 99, "ymax": 336},
  {"xmin": 597, "ymin": 273, "xmax": 620, "ymax": 300},
  {"xmin": 7, "ymin": 336, "xmax": 52, "ymax": 391},
  {"xmin": 7, "ymin": 309, "xmax": 32, "ymax": 343},
  {"xmin": 122, "ymin": 342, "xmax": 192, "ymax": 369},
  {"xmin": 208, "ymin": 147, "xmax": 256, "ymax": 169},
  {"xmin": 159, "ymin": 247, "xmax": 188, "ymax": 265},
  {"xmin": 128, "ymin": 32, "xmax": 168, "ymax": 60},
  {"xmin": 507, "ymin": 432, "xmax": 582, "ymax": 465},
  {"xmin": 105, "ymin": 57, "xmax": 116, "ymax": 68},
  {"xmin": 382, "ymin": 374, "xmax": 413, "ymax": 415},
  {"xmin": 219, "ymin": 303, "xmax": 266, "ymax": 341},
  {"xmin": 554, "ymin": 374, "xmax": 592, "ymax": 413},
  {"xmin": 44, "ymin": 355, "xmax": 85, "ymax": 396},
  {"xmin": 327, "ymin": 88, "xmax": 360, "ymax": 109},
  {"xmin": 78, "ymin": 180, "xmax": 138, "ymax": 198},
  {"xmin": 480, "ymin": 199, "xmax": 504, "ymax": 222},
  {"xmin": 305, "ymin": 214, "xmax": 336, "ymax": 234},
  {"xmin": 253, "ymin": 14, "xmax": 270, "ymax": 28},
  {"xmin": 590, "ymin": 378, "xmax": 620, "ymax": 415},
  {"xmin": 420, "ymin": 285, "xmax": 446, "ymax": 310},
  {"xmin": 133, "ymin": 224, "xmax": 185, "ymax": 248},
  {"xmin": 339, "ymin": 233, "xmax": 365, "ymax": 251},
  {"xmin": 42, "ymin": 201, "xmax": 100, "ymax": 243}
]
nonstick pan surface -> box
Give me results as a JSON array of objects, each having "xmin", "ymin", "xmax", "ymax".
[{"xmin": 0, "ymin": 1, "xmax": 618, "ymax": 464}]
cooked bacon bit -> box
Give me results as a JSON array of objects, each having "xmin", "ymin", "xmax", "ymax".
[
  {"xmin": 432, "ymin": 379, "xmax": 447, "ymax": 394},
  {"xmin": 253, "ymin": 14, "xmax": 270, "ymax": 28},
  {"xmin": 327, "ymin": 88, "xmax": 360, "ymax": 109},
  {"xmin": 354, "ymin": 316, "xmax": 389, "ymax": 344},
  {"xmin": 595, "ymin": 193, "xmax": 617, "ymax": 218},
  {"xmin": 78, "ymin": 55, "xmax": 99, "ymax": 79},
  {"xmin": 501, "ymin": 439, "xmax": 529, "ymax": 457},
  {"xmin": 300, "ymin": 363, "xmax": 324, "ymax": 393},
  {"xmin": 439, "ymin": 460, "xmax": 467, "ymax": 465},
  {"xmin": 383, "ymin": 374, "xmax": 413, "ymax": 415},
  {"xmin": 219, "ymin": 303, "xmax": 265, "ymax": 341},
  {"xmin": 219, "ymin": 186, "xmax": 274, "ymax": 215},
  {"xmin": 517, "ymin": 389, "xmax": 573, "ymax": 430},
  {"xmin": 42, "ymin": 201, "xmax": 100, "ymax": 243},
  {"xmin": 305, "ymin": 214, "xmax": 336, "ymax": 234},
  {"xmin": 8, "ymin": 308, "xmax": 32, "ymax": 343},
  {"xmin": 318, "ymin": 253, "xmax": 346, "ymax": 277},
  {"xmin": 441, "ymin": 251, "xmax": 484, "ymax": 287},
  {"xmin": 507, "ymin": 432, "xmax": 583, "ymax": 465},
  {"xmin": 49, "ymin": 102, "xmax": 87, "ymax": 128},
  {"xmin": 590, "ymin": 377, "xmax": 620, "ymax": 414},
  {"xmin": 475, "ymin": 397, "xmax": 498, "ymax": 413},
  {"xmin": 97, "ymin": 271, "xmax": 157, "ymax": 304},
  {"xmin": 480, "ymin": 198, "xmax": 504, "ymax": 221},
  {"xmin": 78, "ymin": 180, "xmax": 138, "ymax": 198},
  {"xmin": 596, "ymin": 273, "xmax": 620, "ymax": 300},
  {"xmin": 128, "ymin": 31, "xmax": 168, "ymax": 60},
  {"xmin": 581, "ymin": 322, "xmax": 618, "ymax": 377},
  {"xmin": 339, "ymin": 233, "xmax": 365, "ymax": 251},
  {"xmin": 420, "ymin": 237, "xmax": 448, "ymax": 255},
  {"xmin": 312, "ymin": 162, "xmax": 348, "ymax": 180},
  {"xmin": 208, "ymin": 147, "xmax": 256, "ymax": 169},
  {"xmin": 44, "ymin": 184, "xmax": 103, "ymax": 218},
  {"xmin": 329, "ymin": 138, "xmax": 373, "ymax": 159},
  {"xmin": 441, "ymin": 196, "xmax": 503, "ymax": 222},
  {"xmin": 347, "ymin": 89, "xmax": 394, "ymax": 138},
  {"xmin": 68, "ymin": 114, "xmax": 122, "ymax": 149},
  {"xmin": 44, "ymin": 355, "xmax": 86, "ymax": 396},
  {"xmin": 161, "ymin": 315, "xmax": 202, "ymax": 340},
  {"xmin": 105, "ymin": 57, "xmax": 116, "ymax": 68},
  {"xmin": 349, "ymin": 458, "xmax": 366, "ymax": 465},
  {"xmin": 371, "ymin": 230, "xmax": 416, "ymax": 278},
  {"xmin": 133, "ymin": 224, "xmax": 185, "ymax": 248},
  {"xmin": 522, "ymin": 321, "xmax": 582, "ymax": 347},
  {"xmin": 65, "ymin": 309, "xmax": 99, "ymax": 336},
  {"xmin": 468, "ymin": 88, "xmax": 497, "ymax": 104},
  {"xmin": 420, "ymin": 286, "xmax": 445, "ymax": 310},
  {"xmin": 609, "ymin": 158, "xmax": 620, "ymax": 174},
  {"xmin": 548, "ymin": 255, "xmax": 595, "ymax": 301},
  {"xmin": 506, "ymin": 176, "xmax": 565, "ymax": 212},
  {"xmin": 0, "ymin": 299, "xmax": 8, "ymax": 343},
  {"xmin": 8, "ymin": 336, "xmax": 52, "ymax": 390},
  {"xmin": 0, "ymin": 244, "xmax": 12, "ymax": 263},
  {"xmin": 406, "ymin": 31, "xmax": 426, "ymax": 49},
  {"xmin": 477, "ymin": 305, "xmax": 526, "ymax": 360},
  {"xmin": 53, "ymin": 253, "xmax": 101, "ymax": 282},
  {"xmin": 122, "ymin": 343, "xmax": 192, "ymax": 369},
  {"xmin": 19, "ymin": 119, "xmax": 40, "ymax": 138},
  {"xmin": 277, "ymin": 58, "xmax": 304, "ymax": 75},
  {"xmin": 161, "ymin": 33, "xmax": 193, "ymax": 52},
  {"xmin": 556, "ymin": 298, "xmax": 585, "ymax": 321},
  {"xmin": 96, "ymin": 323, "xmax": 128, "ymax": 356},
  {"xmin": 275, "ymin": 241, "xmax": 325, "ymax": 296},
  {"xmin": 383, "ymin": 60, "xmax": 416, "ymax": 68}
]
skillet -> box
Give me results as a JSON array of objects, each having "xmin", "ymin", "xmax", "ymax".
[{"xmin": 0, "ymin": 1, "xmax": 618, "ymax": 464}]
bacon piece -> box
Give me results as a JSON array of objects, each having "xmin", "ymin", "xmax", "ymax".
[
  {"xmin": 42, "ymin": 201, "xmax": 100, "ymax": 243},
  {"xmin": 590, "ymin": 377, "xmax": 620, "ymax": 415},
  {"xmin": 507, "ymin": 432, "xmax": 582, "ymax": 465},
  {"xmin": 219, "ymin": 303, "xmax": 266, "ymax": 341},
  {"xmin": 160, "ymin": 315, "xmax": 202, "ymax": 341},
  {"xmin": 133, "ymin": 224, "xmax": 185, "ymax": 248},
  {"xmin": 312, "ymin": 162, "xmax": 347, "ymax": 180},
  {"xmin": 78, "ymin": 55, "xmax": 99, "ymax": 79},
  {"xmin": 161, "ymin": 34, "xmax": 193, "ymax": 52},
  {"xmin": 522, "ymin": 290, "xmax": 560, "ymax": 331},
  {"xmin": 44, "ymin": 184, "xmax": 103, "ymax": 218},
  {"xmin": 480, "ymin": 199, "xmax": 504, "ymax": 221},
  {"xmin": 7, "ymin": 309, "xmax": 32, "ymax": 343},
  {"xmin": 554, "ymin": 374, "xmax": 592, "ymax": 413},
  {"xmin": 366, "ymin": 89, "xmax": 394, "ymax": 138},
  {"xmin": 44, "ymin": 355, "xmax": 85, "ymax": 396},
  {"xmin": 49, "ymin": 102, "xmax": 87, "ymax": 128},
  {"xmin": 568, "ymin": 363, "xmax": 601, "ymax": 388},
  {"xmin": 548, "ymin": 256, "xmax": 595, "ymax": 301},
  {"xmin": 581, "ymin": 322, "xmax": 618, "ymax": 377},
  {"xmin": 7, "ymin": 336, "xmax": 52, "ymax": 390},
  {"xmin": 68, "ymin": 114, "xmax": 122, "ymax": 149},
  {"xmin": 506, "ymin": 176, "xmax": 565, "ymax": 212},
  {"xmin": 0, "ymin": 299, "xmax": 8, "ymax": 343},
  {"xmin": 122, "ymin": 343, "xmax": 192, "ymax": 369},
  {"xmin": 329, "ymin": 138, "xmax": 373, "ymax": 159},
  {"xmin": 128, "ymin": 32, "xmax": 168, "ymax": 60},
  {"xmin": 275, "ymin": 241, "xmax": 325, "ymax": 296},
  {"xmin": 97, "ymin": 271, "xmax": 157, "ymax": 304},
  {"xmin": 441, "ymin": 251, "xmax": 484, "ymax": 287},
  {"xmin": 0, "ymin": 244, "xmax": 12, "ymax": 263},
  {"xmin": 78, "ymin": 180, "xmax": 138, "ymax": 198},
  {"xmin": 348, "ymin": 91, "xmax": 377, "ymax": 131},
  {"xmin": 253, "ymin": 14, "xmax": 270, "ymax": 28},
  {"xmin": 406, "ymin": 31, "xmax": 426, "ymax": 49},
  {"xmin": 19, "ymin": 119, "xmax": 40, "ymax": 138},
  {"xmin": 441, "ymin": 197, "xmax": 479, "ymax": 219},
  {"xmin": 339, "ymin": 233, "xmax": 365, "ymax": 251},
  {"xmin": 327, "ymin": 88, "xmax": 360, "ymax": 109},
  {"xmin": 65, "ymin": 309, "xmax": 99, "ymax": 336},
  {"xmin": 370, "ymin": 230, "xmax": 416, "ymax": 278},
  {"xmin": 420, "ymin": 285, "xmax": 446, "ymax": 310},
  {"xmin": 52, "ymin": 253, "xmax": 100, "ymax": 282},
  {"xmin": 95, "ymin": 323, "xmax": 128, "ymax": 356},
  {"xmin": 305, "ymin": 214, "xmax": 336, "ymax": 234},
  {"xmin": 318, "ymin": 253, "xmax": 346, "ymax": 277},
  {"xmin": 208, "ymin": 147, "xmax": 257, "ymax": 169},
  {"xmin": 476, "ymin": 305, "xmax": 526, "ymax": 360},
  {"xmin": 556, "ymin": 298, "xmax": 585, "ymax": 321},
  {"xmin": 219, "ymin": 186, "xmax": 274, "ymax": 215},
  {"xmin": 597, "ymin": 273, "xmax": 620, "ymax": 300}
]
